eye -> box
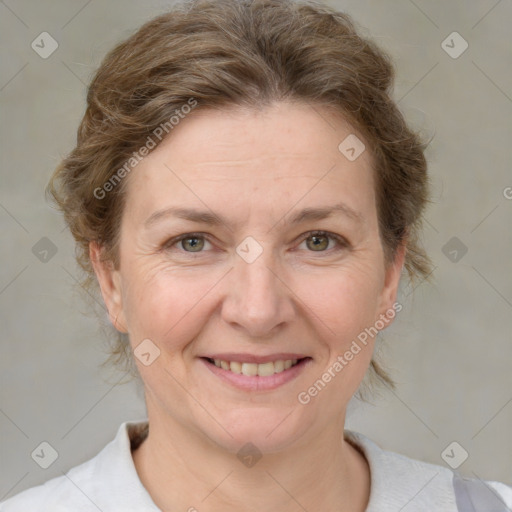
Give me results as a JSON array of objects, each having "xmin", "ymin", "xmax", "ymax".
[
  {"xmin": 298, "ymin": 230, "xmax": 349, "ymax": 253},
  {"xmin": 164, "ymin": 232, "xmax": 213, "ymax": 253}
]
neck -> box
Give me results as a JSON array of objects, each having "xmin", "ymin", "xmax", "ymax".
[{"xmin": 132, "ymin": 411, "xmax": 370, "ymax": 511}]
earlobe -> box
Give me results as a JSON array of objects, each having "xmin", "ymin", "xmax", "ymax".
[{"xmin": 89, "ymin": 242, "xmax": 128, "ymax": 333}]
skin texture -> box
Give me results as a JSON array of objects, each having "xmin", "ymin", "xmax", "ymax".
[{"xmin": 91, "ymin": 101, "xmax": 405, "ymax": 511}]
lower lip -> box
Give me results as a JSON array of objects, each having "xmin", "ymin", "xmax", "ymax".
[{"xmin": 200, "ymin": 358, "xmax": 311, "ymax": 391}]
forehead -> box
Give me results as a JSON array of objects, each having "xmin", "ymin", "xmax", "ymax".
[
  {"xmin": 144, "ymin": 102, "xmax": 371, "ymax": 169},
  {"xmin": 123, "ymin": 101, "xmax": 376, "ymax": 225}
]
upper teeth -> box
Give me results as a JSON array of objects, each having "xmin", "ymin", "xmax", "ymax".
[{"xmin": 213, "ymin": 359, "xmax": 299, "ymax": 376}]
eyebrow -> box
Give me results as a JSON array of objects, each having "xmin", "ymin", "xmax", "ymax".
[{"xmin": 144, "ymin": 202, "xmax": 364, "ymax": 229}]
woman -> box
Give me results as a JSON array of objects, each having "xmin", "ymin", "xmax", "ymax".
[{"xmin": 2, "ymin": 0, "xmax": 510, "ymax": 510}]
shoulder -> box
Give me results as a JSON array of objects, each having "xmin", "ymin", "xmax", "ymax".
[
  {"xmin": 344, "ymin": 430, "xmax": 512, "ymax": 512},
  {"xmin": 0, "ymin": 459, "xmax": 101, "ymax": 511},
  {"xmin": 0, "ymin": 420, "xmax": 153, "ymax": 512},
  {"xmin": 455, "ymin": 477, "xmax": 512, "ymax": 511},
  {"xmin": 487, "ymin": 481, "xmax": 512, "ymax": 505}
]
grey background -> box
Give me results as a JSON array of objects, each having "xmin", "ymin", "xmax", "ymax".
[{"xmin": 1, "ymin": 0, "xmax": 511, "ymax": 499}]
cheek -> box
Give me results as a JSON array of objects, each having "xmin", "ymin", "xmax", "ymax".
[
  {"xmin": 294, "ymin": 262, "xmax": 384, "ymax": 344},
  {"xmin": 121, "ymin": 262, "xmax": 219, "ymax": 348}
]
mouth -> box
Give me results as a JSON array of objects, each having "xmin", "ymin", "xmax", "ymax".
[
  {"xmin": 205, "ymin": 357, "xmax": 304, "ymax": 376},
  {"xmin": 200, "ymin": 356, "xmax": 312, "ymax": 391}
]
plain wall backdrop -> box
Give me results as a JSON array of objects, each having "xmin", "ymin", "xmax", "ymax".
[{"xmin": 1, "ymin": 0, "xmax": 511, "ymax": 499}]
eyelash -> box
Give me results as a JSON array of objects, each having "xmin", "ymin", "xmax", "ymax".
[{"xmin": 163, "ymin": 230, "xmax": 349, "ymax": 256}]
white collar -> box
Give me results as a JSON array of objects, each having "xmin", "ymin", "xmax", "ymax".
[{"xmin": 344, "ymin": 430, "xmax": 457, "ymax": 510}]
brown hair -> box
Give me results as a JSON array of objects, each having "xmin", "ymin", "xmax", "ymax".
[{"xmin": 48, "ymin": 0, "xmax": 431, "ymax": 398}]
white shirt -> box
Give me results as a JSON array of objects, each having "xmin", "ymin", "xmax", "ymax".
[{"xmin": 2, "ymin": 419, "xmax": 511, "ymax": 511}]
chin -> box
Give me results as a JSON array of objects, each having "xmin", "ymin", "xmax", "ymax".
[{"xmin": 203, "ymin": 406, "xmax": 310, "ymax": 455}]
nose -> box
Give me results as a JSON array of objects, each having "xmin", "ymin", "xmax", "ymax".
[{"xmin": 221, "ymin": 247, "xmax": 296, "ymax": 338}]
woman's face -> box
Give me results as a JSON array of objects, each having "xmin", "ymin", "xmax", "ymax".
[{"xmin": 92, "ymin": 101, "xmax": 404, "ymax": 452}]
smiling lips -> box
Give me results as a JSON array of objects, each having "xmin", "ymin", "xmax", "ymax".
[
  {"xmin": 202, "ymin": 353, "xmax": 310, "ymax": 376},
  {"xmin": 210, "ymin": 358, "xmax": 300, "ymax": 376},
  {"xmin": 201, "ymin": 354, "xmax": 311, "ymax": 391}
]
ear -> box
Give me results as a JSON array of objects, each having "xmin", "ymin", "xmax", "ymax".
[
  {"xmin": 376, "ymin": 242, "xmax": 406, "ymax": 321},
  {"xmin": 89, "ymin": 241, "xmax": 128, "ymax": 333}
]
